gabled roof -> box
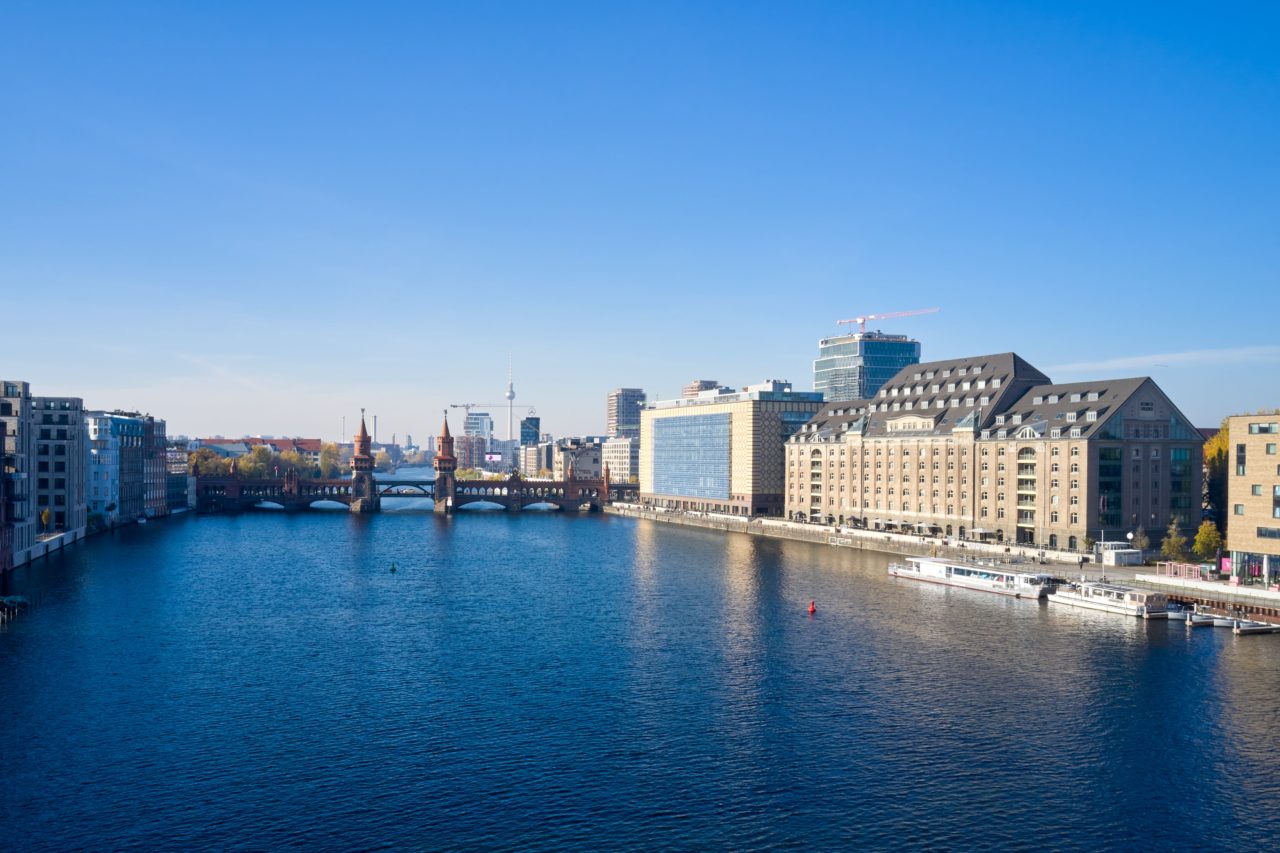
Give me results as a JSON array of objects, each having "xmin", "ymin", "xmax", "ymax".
[
  {"xmin": 791, "ymin": 400, "xmax": 871, "ymax": 443},
  {"xmin": 861, "ymin": 352, "xmax": 1050, "ymax": 437}
]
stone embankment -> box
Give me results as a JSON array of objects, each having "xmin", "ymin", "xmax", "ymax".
[{"xmin": 605, "ymin": 503, "xmax": 1092, "ymax": 570}]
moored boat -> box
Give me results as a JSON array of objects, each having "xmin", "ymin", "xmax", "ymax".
[
  {"xmin": 1048, "ymin": 581, "xmax": 1170, "ymax": 618},
  {"xmin": 1233, "ymin": 621, "xmax": 1280, "ymax": 635},
  {"xmin": 887, "ymin": 556, "xmax": 1058, "ymax": 599}
]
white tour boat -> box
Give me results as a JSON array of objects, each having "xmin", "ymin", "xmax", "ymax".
[
  {"xmin": 1047, "ymin": 581, "xmax": 1169, "ymax": 618},
  {"xmin": 886, "ymin": 556, "xmax": 1059, "ymax": 599}
]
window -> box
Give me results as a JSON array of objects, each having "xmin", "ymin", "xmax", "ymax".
[
  {"xmin": 1235, "ymin": 504, "xmax": 1245, "ymax": 515},
  {"xmin": 1254, "ymin": 485, "xmax": 1263, "ymax": 496},
  {"xmin": 1268, "ymin": 444, "xmax": 1277, "ymax": 455}
]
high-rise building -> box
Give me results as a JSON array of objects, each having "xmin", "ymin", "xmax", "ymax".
[
  {"xmin": 813, "ymin": 331, "xmax": 921, "ymax": 402},
  {"xmin": 520, "ymin": 416, "xmax": 541, "ymax": 447},
  {"xmin": 32, "ymin": 396, "xmax": 88, "ymax": 538},
  {"xmin": 1, "ymin": 420, "xmax": 12, "ymax": 573},
  {"xmin": 786, "ymin": 352, "xmax": 1203, "ymax": 549},
  {"xmin": 640, "ymin": 380, "xmax": 824, "ymax": 517},
  {"xmin": 606, "ymin": 388, "xmax": 646, "ymax": 438},
  {"xmin": 1225, "ymin": 414, "xmax": 1280, "ymax": 587},
  {"xmin": 681, "ymin": 379, "xmax": 721, "ymax": 399},
  {"xmin": 464, "ymin": 411, "xmax": 493, "ymax": 449}
]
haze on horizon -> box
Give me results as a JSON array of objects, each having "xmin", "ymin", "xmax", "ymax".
[{"xmin": 3, "ymin": 3, "xmax": 1277, "ymax": 440}]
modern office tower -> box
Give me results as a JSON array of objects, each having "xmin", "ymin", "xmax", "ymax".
[
  {"xmin": 166, "ymin": 444, "xmax": 189, "ymax": 512},
  {"xmin": 1225, "ymin": 414, "xmax": 1280, "ymax": 587},
  {"xmin": 602, "ymin": 436, "xmax": 639, "ymax": 482},
  {"xmin": 32, "ymin": 396, "xmax": 88, "ymax": 537},
  {"xmin": 812, "ymin": 331, "xmax": 921, "ymax": 402},
  {"xmin": 681, "ymin": 379, "xmax": 721, "ymax": 399},
  {"xmin": 464, "ymin": 411, "xmax": 493, "ymax": 448},
  {"xmin": 1, "ymin": 381, "xmax": 35, "ymax": 567},
  {"xmin": 520, "ymin": 416, "xmax": 541, "ymax": 447},
  {"xmin": 606, "ymin": 388, "xmax": 646, "ymax": 439},
  {"xmin": 640, "ymin": 380, "xmax": 824, "ymax": 517},
  {"xmin": 785, "ymin": 352, "xmax": 1202, "ymax": 550},
  {"xmin": 520, "ymin": 442, "xmax": 555, "ymax": 478}
]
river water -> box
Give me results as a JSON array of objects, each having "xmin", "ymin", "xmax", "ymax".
[{"xmin": 2, "ymin": 509, "xmax": 1277, "ymax": 850}]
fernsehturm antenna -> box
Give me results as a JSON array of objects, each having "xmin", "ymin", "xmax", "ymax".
[{"xmin": 504, "ymin": 355, "xmax": 516, "ymax": 442}]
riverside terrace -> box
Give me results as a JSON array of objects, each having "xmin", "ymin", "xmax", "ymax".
[{"xmin": 193, "ymin": 469, "xmax": 638, "ymax": 513}]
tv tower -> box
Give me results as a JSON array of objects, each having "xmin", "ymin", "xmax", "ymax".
[{"xmin": 504, "ymin": 355, "xmax": 516, "ymax": 442}]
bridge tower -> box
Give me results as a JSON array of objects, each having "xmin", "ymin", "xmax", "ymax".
[
  {"xmin": 350, "ymin": 409, "xmax": 380, "ymax": 513},
  {"xmin": 433, "ymin": 410, "xmax": 457, "ymax": 514}
]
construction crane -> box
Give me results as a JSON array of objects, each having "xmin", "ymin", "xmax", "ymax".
[
  {"xmin": 449, "ymin": 403, "xmax": 538, "ymax": 442},
  {"xmin": 836, "ymin": 307, "xmax": 940, "ymax": 334}
]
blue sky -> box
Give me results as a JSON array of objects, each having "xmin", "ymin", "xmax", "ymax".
[{"xmin": 3, "ymin": 1, "xmax": 1276, "ymax": 440}]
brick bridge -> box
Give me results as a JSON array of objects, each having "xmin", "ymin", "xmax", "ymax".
[
  {"xmin": 194, "ymin": 411, "xmax": 637, "ymax": 514},
  {"xmin": 194, "ymin": 468, "xmax": 637, "ymax": 513}
]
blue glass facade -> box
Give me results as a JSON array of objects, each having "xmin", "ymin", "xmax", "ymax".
[
  {"xmin": 813, "ymin": 334, "xmax": 921, "ymax": 402},
  {"xmin": 652, "ymin": 413, "xmax": 731, "ymax": 499}
]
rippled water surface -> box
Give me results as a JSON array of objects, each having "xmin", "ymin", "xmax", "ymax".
[{"xmin": 2, "ymin": 512, "xmax": 1278, "ymax": 851}]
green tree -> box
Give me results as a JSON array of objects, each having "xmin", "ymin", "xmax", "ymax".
[
  {"xmin": 1131, "ymin": 525, "xmax": 1149, "ymax": 553},
  {"xmin": 1082, "ymin": 536, "xmax": 1095, "ymax": 552},
  {"xmin": 1203, "ymin": 419, "xmax": 1229, "ymax": 529},
  {"xmin": 39, "ymin": 507, "xmax": 51, "ymax": 532},
  {"xmin": 1161, "ymin": 518, "xmax": 1189, "ymax": 563},
  {"xmin": 277, "ymin": 449, "xmax": 317, "ymax": 477},
  {"xmin": 1192, "ymin": 520, "xmax": 1223, "ymax": 562},
  {"xmin": 456, "ymin": 467, "xmax": 485, "ymax": 480}
]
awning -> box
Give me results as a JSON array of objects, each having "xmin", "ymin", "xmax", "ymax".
[{"xmin": 970, "ymin": 528, "xmax": 989, "ymax": 534}]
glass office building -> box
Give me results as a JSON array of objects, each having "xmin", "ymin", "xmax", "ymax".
[
  {"xmin": 813, "ymin": 332, "xmax": 921, "ymax": 402},
  {"xmin": 652, "ymin": 413, "xmax": 731, "ymax": 499}
]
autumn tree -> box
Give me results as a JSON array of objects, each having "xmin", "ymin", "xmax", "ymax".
[
  {"xmin": 1131, "ymin": 525, "xmax": 1150, "ymax": 553},
  {"xmin": 1193, "ymin": 520, "xmax": 1223, "ymax": 562},
  {"xmin": 189, "ymin": 448, "xmax": 231, "ymax": 476},
  {"xmin": 319, "ymin": 442, "xmax": 342, "ymax": 478},
  {"xmin": 1161, "ymin": 518, "xmax": 1189, "ymax": 562},
  {"xmin": 235, "ymin": 446, "xmax": 273, "ymax": 479},
  {"xmin": 1203, "ymin": 419, "xmax": 1229, "ymax": 529}
]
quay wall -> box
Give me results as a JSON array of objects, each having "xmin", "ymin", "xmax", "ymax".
[{"xmin": 605, "ymin": 504, "xmax": 1086, "ymax": 569}]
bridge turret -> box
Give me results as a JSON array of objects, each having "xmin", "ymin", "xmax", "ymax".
[
  {"xmin": 433, "ymin": 411, "xmax": 457, "ymax": 513},
  {"xmin": 349, "ymin": 408, "xmax": 380, "ymax": 513}
]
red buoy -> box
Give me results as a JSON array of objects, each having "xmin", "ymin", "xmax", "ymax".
[{"xmin": 808, "ymin": 600, "xmax": 816, "ymax": 615}]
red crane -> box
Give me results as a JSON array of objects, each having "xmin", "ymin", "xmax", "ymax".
[{"xmin": 836, "ymin": 307, "xmax": 940, "ymax": 334}]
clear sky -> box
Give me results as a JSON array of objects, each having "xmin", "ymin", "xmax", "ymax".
[{"xmin": 3, "ymin": 1, "xmax": 1277, "ymax": 441}]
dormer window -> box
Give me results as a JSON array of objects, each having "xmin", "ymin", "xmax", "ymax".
[
  {"xmin": 914, "ymin": 373, "xmax": 922, "ymax": 380},
  {"xmin": 997, "ymin": 429, "xmax": 1007, "ymax": 439},
  {"xmin": 995, "ymin": 415, "xmax": 1005, "ymax": 425},
  {"xmin": 1033, "ymin": 396, "xmax": 1043, "ymax": 405},
  {"xmin": 947, "ymin": 383, "xmax": 956, "ymax": 392},
  {"xmin": 981, "ymin": 430, "xmax": 991, "ymax": 439},
  {"xmin": 957, "ymin": 367, "xmax": 967, "ymax": 375},
  {"xmin": 1070, "ymin": 393, "xmax": 1081, "ymax": 402},
  {"xmin": 1048, "ymin": 394, "xmax": 1058, "ymax": 404},
  {"xmin": 1086, "ymin": 411, "xmax": 1097, "ymax": 422},
  {"xmin": 1050, "ymin": 428, "xmax": 1062, "ymax": 438},
  {"xmin": 1065, "ymin": 412, "xmax": 1076, "ymax": 422},
  {"xmin": 1070, "ymin": 427, "xmax": 1082, "ymax": 438},
  {"xmin": 1011, "ymin": 414, "xmax": 1022, "ymax": 425},
  {"xmin": 1087, "ymin": 392, "xmax": 1099, "ymax": 401},
  {"xmin": 991, "ymin": 378, "xmax": 1001, "ymax": 388},
  {"xmin": 941, "ymin": 370, "xmax": 950, "ymax": 378},
  {"xmin": 931, "ymin": 384, "xmax": 940, "ymax": 393}
]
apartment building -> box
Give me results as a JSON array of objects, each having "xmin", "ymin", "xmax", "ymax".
[
  {"xmin": 602, "ymin": 436, "xmax": 639, "ymax": 482},
  {"xmin": 1226, "ymin": 414, "xmax": 1280, "ymax": 587},
  {"xmin": 606, "ymin": 388, "xmax": 646, "ymax": 438},
  {"xmin": 32, "ymin": 396, "xmax": 88, "ymax": 537},
  {"xmin": 1, "ymin": 381, "xmax": 35, "ymax": 566}
]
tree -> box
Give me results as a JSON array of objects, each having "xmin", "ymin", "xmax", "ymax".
[
  {"xmin": 235, "ymin": 446, "xmax": 273, "ymax": 479},
  {"xmin": 1193, "ymin": 520, "xmax": 1223, "ymax": 563},
  {"xmin": 374, "ymin": 451, "xmax": 393, "ymax": 470},
  {"xmin": 319, "ymin": 442, "xmax": 342, "ymax": 478},
  {"xmin": 40, "ymin": 507, "xmax": 51, "ymax": 533},
  {"xmin": 1161, "ymin": 518, "xmax": 1189, "ymax": 563},
  {"xmin": 1082, "ymin": 536, "xmax": 1095, "ymax": 553},
  {"xmin": 1132, "ymin": 525, "xmax": 1150, "ymax": 553},
  {"xmin": 455, "ymin": 468, "xmax": 484, "ymax": 480},
  {"xmin": 1203, "ymin": 419, "xmax": 1229, "ymax": 529},
  {"xmin": 190, "ymin": 448, "xmax": 231, "ymax": 476}
]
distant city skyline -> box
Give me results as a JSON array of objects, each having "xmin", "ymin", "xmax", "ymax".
[{"xmin": 4, "ymin": 4, "xmax": 1277, "ymax": 436}]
